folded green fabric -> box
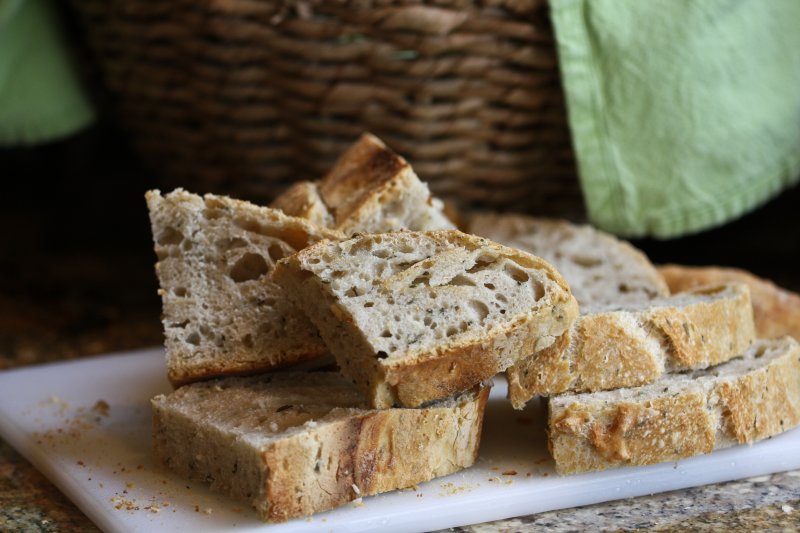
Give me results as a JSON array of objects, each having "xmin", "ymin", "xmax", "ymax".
[
  {"xmin": 0, "ymin": 0, "xmax": 94, "ymax": 145},
  {"xmin": 551, "ymin": 0, "xmax": 800, "ymax": 238}
]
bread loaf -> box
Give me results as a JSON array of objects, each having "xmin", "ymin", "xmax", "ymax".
[
  {"xmin": 146, "ymin": 189, "xmax": 343, "ymax": 386},
  {"xmin": 271, "ymin": 133, "xmax": 455, "ymax": 234},
  {"xmin": 269, "ymin": 181, "xmax": 333, "ymax": 228},
  {"xmin": 468, "ymin": 213, "xmax": 669, "ymax": 307},
  {"xmin": 507, "ymin": 283, "xmax": 756, "ymax": 407},
  {"xmin": 548, "ymin": 337, "xmax": 800, "ymax": 475},
  {"xmin": 273, "ymin": 230, "xmax": 579, "ymax": 408},
  {"xmin": 151, "ymin": 372, "xmax": 490, "ymax": 521},
  {"xmin": 659, "ymin": 264, "xmax": 800, "ymax": 340}
]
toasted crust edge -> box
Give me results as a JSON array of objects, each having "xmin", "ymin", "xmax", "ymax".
[
  {"xmin": 659, "ymin": 264, "xmax": 800, "ymax": 340},
  {"xmin": 506, "ymin": 283, "xmax": 756, "ymax": 406}
]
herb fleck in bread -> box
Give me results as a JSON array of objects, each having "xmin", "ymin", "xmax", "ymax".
[
  {"xmin": 274, "ymin": 230, "xmax": 579, "ymax": 408},
  {"xmin": 151, "ymin": 372, "xmax": 490, "ymax": 522},
  {"xmin": 468, "ymin": 213, "xmax": 669, "ymax": 307},
  {"xmin": 146, "ymin": 189, "xmax": 343, "ymax": 386},
  {"xmin": 659, "ymin": 264, "xmax": 800, "ymax": 341},
  {"xmin": 271, "ymin": 133, "xmax": 455, "ymax": 234},
  {"xmin": 507, "ymin": 283, "xmax": 756, "ymax": 407},
  {"xmin": 548, "ymin": 337, "xmax": 800, "ymax": 475}
]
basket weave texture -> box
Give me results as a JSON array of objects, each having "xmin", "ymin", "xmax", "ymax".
[{"xmin": 71, "ymin": 0, "xmax": 583, "ymax": 216}]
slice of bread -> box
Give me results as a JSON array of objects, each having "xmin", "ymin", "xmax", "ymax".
[
  {"xmin": 506, "ymin": 283, "xmax": 756, "ymax": 407},
  {"xmin": 269, "ymin": 181, "xmax": 334, "ymax": 228},
  {"xmin": 273, "ymin": 230, "xmax": 579, "ymax": 408},
  {"xmin": 468, "ymin": 213, "xmax": 669, "ymax": 307},
  {"xmin": 271, "ymin": 133, "xmax": 455, "ymax": 234},
  {"xmin": 146, "ymin": 189, "xmax": 343, "ymax": 386},
  {"xmin": 659, "ymin": 264, "xmax": 800, "ymax": 340},
  {"xmin": 548, "ymin": 337, "xmax": 800, "ymax": 475},
  {"xmin": 151, "ymin": 372, "xmax": 490, "ymax": 522}
]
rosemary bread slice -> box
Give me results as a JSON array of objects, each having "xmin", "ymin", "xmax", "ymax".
[
  {"xmin": 506, "ymin": 283, "xmax": 756, "ymax": 407},
  {"xmin": 273, "ymin": 230, "xmax": 579, "ymax": 408},
  {"xmin": 151, "ymin": 372, "xmax": 490, "ymax": 522},
  {"xmin": 146, "ymin": 189, "xmax": 343, "ymax": 386},
  {"xmin": 468, "ymin": 213, "xmax": 669, "ymax": 307},
  {"xmin": 548, "ymin": 337, "xmax": 800, "ymax": 475},
  {"xmin": 659, "ymin": 264, "xmax": 800, "ymax": 341},
  {"xmin": 271, "ymin": 133, "xmax": 455, "ymax": 234}
]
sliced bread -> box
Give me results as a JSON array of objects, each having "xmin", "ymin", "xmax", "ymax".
[
  {"xmin": 151, "ymin": 372, "xmax": 490, "ymax": 522},
  {"xmin": 506, "ymin": 283, "xmax": 756, "ymax": 407},
  {"xmin": 269, "ymin": 181, "xmax": 334, "ymax": 228},
  {"xmin": 271, "ymin": 133, "xmax": 455, "ymax": 234},
  {"xmin": 273, "ymin": 230, "xmax": 579, "ymax": 408},
  {"xmin": 146, "ymin": 189, "xmax": 343, "ymax": 386},
  {"xmin": 548, "ymin": 337, "xmax": 800, "ymax": 475},
  {"xmin": 659, "ymin": 264, "xmax": 800, "ymax": 340},
  {"xmin": 467, "ymin": 213, "xmax": 669, "ymax": 307}
]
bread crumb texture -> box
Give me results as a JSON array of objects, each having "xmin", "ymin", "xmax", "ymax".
[{"xmin": 274, "ymin": 230, "xmax": 578, "ymax": 407}]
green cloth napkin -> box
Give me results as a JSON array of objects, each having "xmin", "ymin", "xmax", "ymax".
[
  {"xmin": 551, "ymin": 0, "xmax": 800, "ymax": 238},
  {"xmin": 0, "ymin": 0, "xmax": 94, "ymax": 145}
]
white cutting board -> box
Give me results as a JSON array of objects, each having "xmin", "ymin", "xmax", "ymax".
[{"xmin": 1, "ymin": 348, "xmax": 799, "ymax": 533}]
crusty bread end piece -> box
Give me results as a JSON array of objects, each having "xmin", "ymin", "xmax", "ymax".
[
  {"xmin": 146, "ymin": 189, "xmax": 343, "ymax": 386},
  {"xmin": 468, "ymin": 213, "xmax": 669, "ymax": 307},
  {"xmin": 317, "ymin": 133, "xmax": 455, "ymax": 234},
  {"xmin": 659, "ymin": 264, "xmax": 800, "ymax": 341},
  {"xmin": 151, "ymin": 372, "xmax": 490, "ymax": 522},
  {"xmin": 274, "ymin": 230, "xmax": 579, "ymax": 408},
  {"xmin": 507, "ymin": 283, "xmax": 756, "ymax": 406},
  {"xmin": 548, "ymin": 337, "xmax": 800, "ymax": 475},
  {"xmin": 269, "ymin": 181, "xmax": 334, "ymax": 228}
]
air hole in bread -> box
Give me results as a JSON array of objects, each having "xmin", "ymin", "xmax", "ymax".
[
  {"xmin": 449, "ymin": 274, "xmax": 476, "ymax": 287},
  {"xmin": 381, "ymin": 330, "xmax": 392, "ymax": 338},
  {"xmin": 230, "ymin": 253, "xmax": 270, "ymax": 282},
  {"xmin": 268, "ymin": 243, "xmax": 286, "ymax": 262},
  {"xmin": 618, "ymin": 283, "xmax": 631, "ymax": 293},
  {"xmin": 173, "ymin": 287, "xmax": 188, "ymax": 297},
  {"xmin": 572, "ymin": 255, "xmax": 602, "ymax": 268},
  {"xmin": 157, "ymin": 227, "xmax": 183, "ymax": 246},
  {"xmin": 504, "ymin": 263, "xmax": 530, "ymax": 283},
  {"xmin": 182, "ymin": 240, "xmax": 193, "ymax": 251},
  {"xmin": 446, "ymin": 326, "xmax": 458, "ymax": 337},
  {"xmin": 276, "ymin": 405, "xmax": 293, "ymax": 412},
  {"xmin": 496, "ymin": 294, "xmax": 508, "ymax": 304},
  {"xmin": 468, "ymin": 300, "xmax": 489, "ymax": 323},
  {"xmin": 754, "ymin": 344, "xmax": 768, "ymax": 358},
  {"xmin": 411, "ymin": 273, "xmax": 430, "ymax": 287},
  {"xmin": 331, "ymin": 270, "xmax": 346, "ymax": 279},
  {"xmin": 186, "ymin": 332, "xmax": 201, "ymax": 345},
  {"xmin": 423, "ymin": 316, "xmax": 433, "ymax": 327},
  {"xmin": 344, "ymin": 287, "xmax": 359, "ymax": 297},
  {"xmin": 531, "ymin": 279, "xmax": 545, "ymax": 301},
  {"xmin": 484, "ymin": 282, "xmax": 495, "ymax": 290},
  {"xmin": 467, "ymin": 255, "xmax": 496, "ymax": 274},
  {"xmin": 372, "ymin": 248, "xmax": 391, "ymax": 259},
  {"xmin": 364, "ymin": 301, "xmax": 374, "ymax": 308},
  {"xmin": 242, "ymin": 334, "xmax": 254, "ymax": 348},
  {"xmin": 376, "ymin": 351, "xmax": 388, "ymax": 359}
]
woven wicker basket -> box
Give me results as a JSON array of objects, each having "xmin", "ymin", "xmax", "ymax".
[{"xmin": 71, "ymin": 0, "xmax": 582, "ymax": 216}]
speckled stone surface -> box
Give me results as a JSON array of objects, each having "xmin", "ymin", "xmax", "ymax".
[{"xmin": 442, "ymin": 472, "xmax": 800, "ymax": 532}]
